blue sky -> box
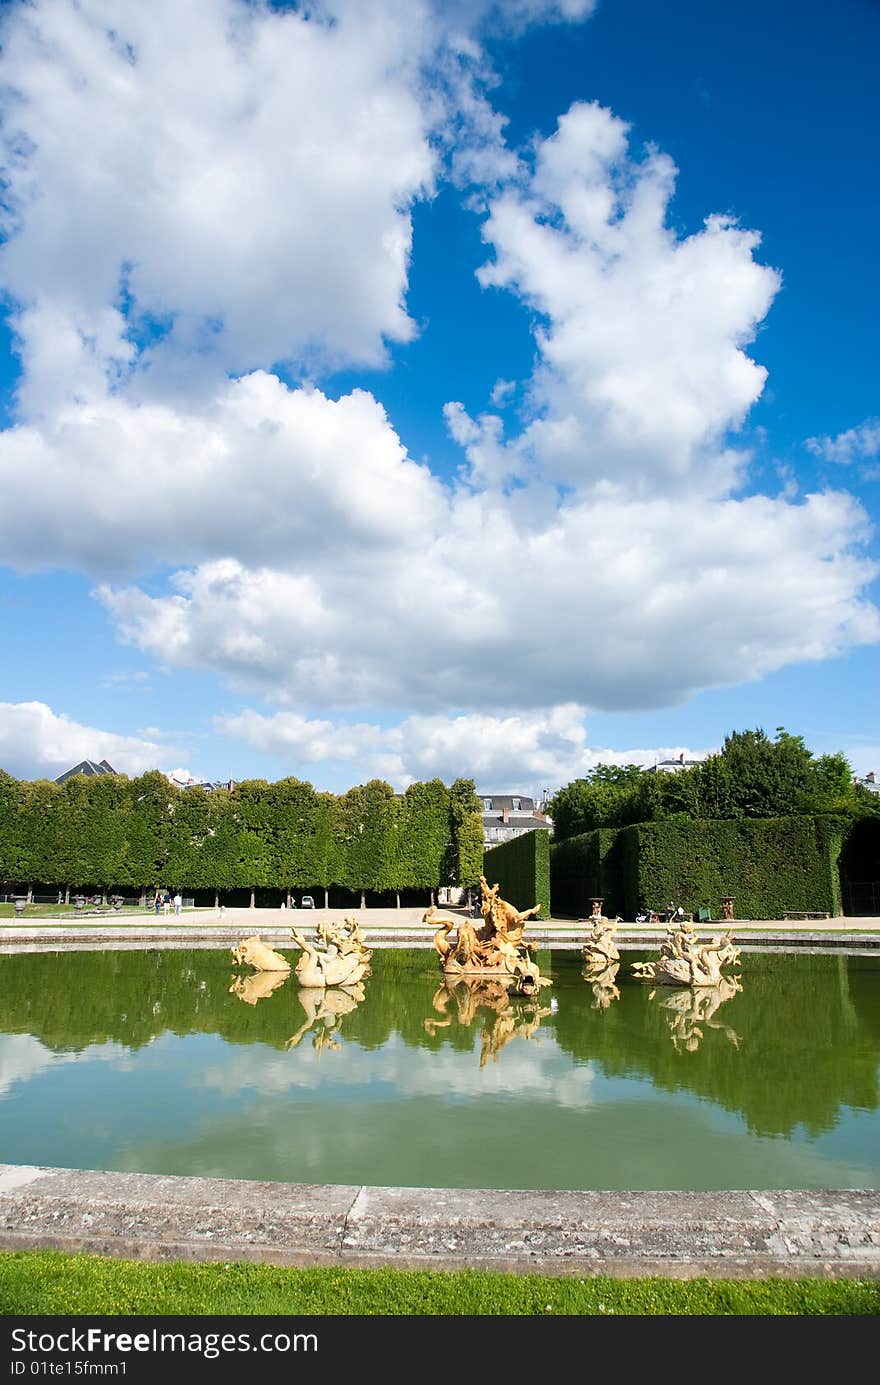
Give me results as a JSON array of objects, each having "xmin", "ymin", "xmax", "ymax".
[{"xmin": 0, "ymin": 0, "xmax": 878, "ymax": 797}]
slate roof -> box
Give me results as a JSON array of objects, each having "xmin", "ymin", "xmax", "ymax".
[{"xmin": 54, "ymin": 759, "xmax": 118, "ymax": 784}]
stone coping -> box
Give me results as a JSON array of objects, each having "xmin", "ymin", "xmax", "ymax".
[
  {"xmin": 1, "ymin": 924, "xmax": 879, "ymax": 953},
  {"xmin": 3, "ymin": 906, "xmax": 879, "ymax": 936},
  {"xmin": 0, "ymin": 1165, "xmax": 877, "ymax": 1279}
]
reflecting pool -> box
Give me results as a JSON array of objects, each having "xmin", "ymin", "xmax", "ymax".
[{"xmin": 0, "ymin": 947, "xmax": 878, "ymax": 1190}]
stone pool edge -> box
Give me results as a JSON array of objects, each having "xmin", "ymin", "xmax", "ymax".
[{"xmin": 0, "ymin": 1165, "xmax": 878, "ymax": 1280}]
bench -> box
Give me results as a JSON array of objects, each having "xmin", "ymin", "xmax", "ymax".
[{"xmin": 782, "ymin": 910, "xmax": 830, "ymax": 921}]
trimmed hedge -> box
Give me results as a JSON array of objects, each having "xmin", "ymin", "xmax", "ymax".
[
  {"xmin": 551, "ymin": 814, "xmax": 849, "ymax": 920},
  {"xmin": 550, "ymin": 828, "xmax": 624, "ymax": 918},
  {"xmin": 0, "ymin": 770, "xmax": 484, "ymax": 899},
  {"xmin": 483, "ymin": 829, "xmax": 550, "ymax": 919}
]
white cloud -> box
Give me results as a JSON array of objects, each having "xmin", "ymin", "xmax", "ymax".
[
  {"xmin": 0, "ymin": 1, "xmax": 876, "ymax": 787},
  {"xmin": 0, "ymin": 0, "xmax": 598, "ymax": 412},
  {"xmin": 0, "ymin": 701, "xmax": 186, "ymax": 779},
  {"xmin": 98, "ymin": 477, "xmax": 879, "ymax": 716},
  {"xmin": 218, "ymin": 703, "xmax": 595, "ymax": 788},
  {"xmin": 470, "ymin": 101, "xmax": 782, "ymax": 495},
  {"xmin": 0, "ymin": 373, "xmax": 443, "ymax": 575},
  {"xmin": 806, "ymin": 419, "xmax": 880, "ymax": 467},
  {"xmin": 443, "ymin": 0, "xmax": 598, "ymax": 36},
  {"xmin": 490, "ymin": 378, "xmax": 517, "ymax": 407},
  {"xmin": 0, "ymin": 0, "xmax": 437, "ymax": 407}
]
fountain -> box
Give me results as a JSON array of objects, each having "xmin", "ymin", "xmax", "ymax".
[
  {"xmin": 631, "ymin": 919, "xmax": 741, "ymax": 987},
  {"xmin": 426, "ymin": 874, "xmax": 550, "ymax": 995}
]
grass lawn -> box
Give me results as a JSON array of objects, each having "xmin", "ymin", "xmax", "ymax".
[
  {"xmin": 0, "ymin": 1251, "xmax": 877, "ymax": 1315},
  {"xmin": 0, "ymin": 904, "xmax": 215, "ymax": 922}
]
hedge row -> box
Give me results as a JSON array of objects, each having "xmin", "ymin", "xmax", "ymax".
[
  {"xmin": 483, "ymin": 828, "xmax": 550, "ymax": 920},
  {"xmin": 0, "ymin": 769, "xmax": 484, "ymax": 897},
  {"xmin": 551, "ymin": 814, "xmax": 851, "ymax": 920}
]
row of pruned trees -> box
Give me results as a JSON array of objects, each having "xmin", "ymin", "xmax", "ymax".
[{"xmin": 0, "ymin": 769, "xmax": 484, "ymax": 901}]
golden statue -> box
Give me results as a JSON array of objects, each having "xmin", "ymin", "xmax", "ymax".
[
  {"xmin": 582, "ymin": 916, "xmax": 620, "ymax": 969},
  {"xmin": 632, "ymin": 920, "xmax": 741, "ymax": 987},
  {"xmin": 314, "ymin": 916, "xmax": 372, "ymax": 964},
  {"xmin": 230, "ymin": 934, "xmax": 291, "ymax": 972},
  {"xmin": 289, "ymin": 925, "xmax": 370, "ymax": 988},
  {"xmin": 425, "ymin": 874, "xmax": 549, "ymax": 993}
]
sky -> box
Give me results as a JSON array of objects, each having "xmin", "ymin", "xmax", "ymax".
[{"xmin": 0, "ymin": 0, "xmax": 878, "ymax": 800}]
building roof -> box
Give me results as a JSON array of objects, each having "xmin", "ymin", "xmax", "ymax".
[
  {"xmin": 54, "ymin": 759, "xmax": 117, "ymax": 785},
  {"xmin": 477, "ymin": 794, "xmax": 536, "ymax": 811},
  {"xmin": 645, "ymin": 756, "xmax": 705, "ymax": 773},
  {"xmin": 165, "ymin": 772, "xmax": 236, "ymax": 792},
  {"xmin": 484, "ymin": 815, "xmax": 550, "ymax": 835}
]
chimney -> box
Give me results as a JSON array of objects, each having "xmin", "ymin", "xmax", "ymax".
[
  {"xmin": 867, "ymin": 771, "xmax": 876, "ymax": 783},
  {"xmin": 502, "ymin": 807, "xmax": 509, "ymax": 823},
  {"xmin": 679, "ymin": 752, "xmax": 685, "ymax": 764}
]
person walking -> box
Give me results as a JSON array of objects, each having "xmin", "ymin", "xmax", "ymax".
[
  {"xmin": 162, "ymin": 890, "xmax": 171, "ymax": 915},
  {"xmin": 153, "ymin": 890, "xmax": 162, "ymax": 915},
  {"xmin": 173, "ymin": 891, "xmax": 182, "ymax": 916}
]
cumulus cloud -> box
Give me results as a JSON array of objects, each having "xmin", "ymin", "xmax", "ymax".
[
  {"xmin": 807, "ymin": 419, "xmax": 880, "ymax": 469},
  {"xmin": 0, "ymin": 1, "xmax": 876, "ymax": 790},
  {"xmin": 468, "ymin": 101, "xmax": 782, "ymax": 495},
  {"xmin": 0, "ymin": 0, "xmax": 596, "ymax": 410},
  {"xmin": 0, "ymin": 373, "xmax": 442, "ymax": 574},
  {"xmin": 0, "ymin": 0, "xmax": 437, "ymax": 406},
  {"xmin": 218, "ymin": 704, "xmax": 590, "ymax": 787},
  {"xmin": 99, "ymin": 480, "xmax": 879, "ymax": 715},
  {"xmin": 217, "ymin": 702, "xmax": 713, "ymax": 791},
  {"xmin": 0, "ymin": 701, "xmax": 185, "ymax": 780}
]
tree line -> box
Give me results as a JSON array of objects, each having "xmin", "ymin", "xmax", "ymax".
[
  {"xmin": 0, "ymin": 770, "xmax": 485, "ymax": 901},
  {"xmin": 549, "ymin": 728, "xmax": 878, "ymax": 841}
]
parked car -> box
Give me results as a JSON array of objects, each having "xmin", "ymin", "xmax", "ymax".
[{"xmin": 300, "ymin": 895, "xmax": 315, "ymax": 909}]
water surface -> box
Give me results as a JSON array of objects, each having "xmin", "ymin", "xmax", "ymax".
[{"xmin": 0, "ymin": 947, "xmax": 877, "ymax": 1190}]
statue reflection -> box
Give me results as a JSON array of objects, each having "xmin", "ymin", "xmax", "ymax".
[
  {"xmin": 581, "ymin": 918, "xmax": 622, "ymax": 1008},
  {"xmin": 286, "ymin": 982, "xmax": 366, "ymax": 1057},
  {"xmin": 229, "ymin": 970, "xmax": 289, "ymax": 1005},
  {"xmin": 581, "ymin": 959, "xmax": 621, "ymax": 1009},
  {"xmin": 423, "ymin": 976, "xmax": 554, "ymax": 1068},
  {"xmin": 650, "ymin": 975, "xmax": 743, "ymax": 1053}
]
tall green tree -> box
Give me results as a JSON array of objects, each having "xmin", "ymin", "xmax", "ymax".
[
  {"xmin": 448, "ymin": 778, "xmax": 483, "ymax": 887},
  {"xmin": 16, "ymin": 779, "xmax": 63, "ymax": 890},
  {"xmin": 394, "ymin": 779, "xmax": 450, "ymax": 891},
  {"xmin": 717, "ymin": 728, "xmax": 810, "ymax": 817},
  {"xmin": 126, "ymin": 772, "xmax": 175, "ymax": 892},
  {"xmin": 225, "ymin": 781, "xmax": 277, "ymax": 896},
  {"xmin": 338, "ymin": 780, "xmax": 397, "ymax": 898},
  {"xmin": 0, "ymin": 770, "xmax": 21, "ymax": 883},
  {"xmin": 273, "ymin": 777, "xmax": 337, "ymax": 893}
]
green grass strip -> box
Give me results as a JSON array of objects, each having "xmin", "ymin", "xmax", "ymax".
[{"xmin": 0, "ymin": 1252, "xmax": 877, "ymax": 1316}]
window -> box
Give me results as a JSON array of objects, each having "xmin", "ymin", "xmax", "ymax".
[
  {"xmin": 512, "ymin": 798, "xmax": 522, "ymax": 811},
  {"xmin": 483, "ymin": 798, "xmax": 493, "ymax": 810}
]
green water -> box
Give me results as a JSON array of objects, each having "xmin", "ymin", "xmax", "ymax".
[{"xmin": 0, "ymin": 947, "xmax": 878, "ymax": 1190}]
